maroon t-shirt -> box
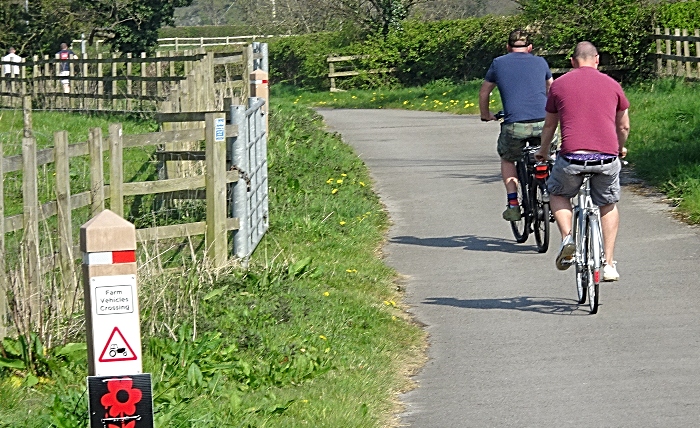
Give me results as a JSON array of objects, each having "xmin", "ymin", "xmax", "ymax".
[{"xmin": 546, "ymin": 67, "xmax": 630, "ymax": 155}]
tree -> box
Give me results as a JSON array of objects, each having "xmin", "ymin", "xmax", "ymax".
[
  {"xmin": 0, "ymin": 0, "xmax": 191, "ymax": 56},
  {"xmin": 78, "ymin": 0, "xmax": 194, "ymax": 53}
]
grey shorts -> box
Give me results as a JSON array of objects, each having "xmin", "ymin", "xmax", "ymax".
[
  {"xmin": 497, "ymin": 121, "xmax": 558, "ymax": 162},
  {"xmin": 547, "ymin": 156, "xmax": 621, "ymax": 206}
]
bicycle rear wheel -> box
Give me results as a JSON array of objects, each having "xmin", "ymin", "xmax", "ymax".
[
  {"xmin": 533, "ymin": 182, "xmax": 550, "ymax": 253},
  {"xmin": 510, "ymin": 161, "xmax": 530, "ymax": 243}
]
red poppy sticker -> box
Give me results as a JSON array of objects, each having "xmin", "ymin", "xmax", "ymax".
[{"xmin": 88, "ymin": 374, "xmax": 153, "ymax": 428}]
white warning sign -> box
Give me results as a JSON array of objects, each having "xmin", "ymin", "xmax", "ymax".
[{"xmin": 98, "ymin": 327, "xmax": 138, "ymax": 362}]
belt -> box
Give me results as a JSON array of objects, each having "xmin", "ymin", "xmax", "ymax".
[{"xmin": 561, "ymin": 155, "xmax": 617, "ymax": 166}]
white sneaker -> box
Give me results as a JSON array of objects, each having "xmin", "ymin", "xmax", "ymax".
[
  {"xmin": 603, "ymin": 262, "xmax": 619, "ymax": 281},
  {"xmin": 555, "ymin": 234, "xmax": 575, "ymax": 271}
]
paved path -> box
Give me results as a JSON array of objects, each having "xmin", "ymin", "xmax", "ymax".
[{"xmin": 317, "ymin": 109, "xmax": 700, "ymax": 428}]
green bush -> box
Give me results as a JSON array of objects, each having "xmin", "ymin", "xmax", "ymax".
[
  {"xmin": 654, "ymin": 0, "xmax": 700, "ymax": 30},
  {"xmin": 519, "ymin": 0, "xmax": 655, "ymax": 81},
  {"xmin": 269, "ymin": 30, "xmax": 365, "ymax": 88}
]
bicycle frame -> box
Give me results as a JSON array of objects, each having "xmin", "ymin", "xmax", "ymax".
[{"xmin": 572, "ymin": 174, "xmax": 605, "ymax": 313}]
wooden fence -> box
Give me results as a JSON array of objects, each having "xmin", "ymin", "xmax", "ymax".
[
  {"xmin": 0, "ymin": 99, "xmax": 269, "ymax": 340},
  {"xmin": 0, "ymin": 44, "xmax": 266, "ymax": 112},
  {"xmin": 0, "ymin": 43, "xmax": 270, "ymax": 342},
  {"xmin": 327, "ymin": 55, "xmax": 395, "ymax": 92},
  {"xmin": 655, "ymin": 27, "xmax": 700, "ymax": 80}
]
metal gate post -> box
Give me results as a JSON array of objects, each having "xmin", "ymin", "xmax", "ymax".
[{"xmin": 230, "ymin": 104, "xmax": 248, "ymax": 258}]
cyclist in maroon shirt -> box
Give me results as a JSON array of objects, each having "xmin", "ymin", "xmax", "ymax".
[{"xmin": 535, "ymin": 41, "xmax": 630, "ymax": 281}]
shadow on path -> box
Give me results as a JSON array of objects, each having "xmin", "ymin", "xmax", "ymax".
[
  {"xmin": 423, "ymin": 296, "xmax": 589, "ymax": 316},
  {"xmin": 390, "ymin": 234, "xmax": 539, "ymax": 253}
]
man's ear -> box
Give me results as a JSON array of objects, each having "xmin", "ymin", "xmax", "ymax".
[{"xmin": 527, "ymin": 44, "xmax": 533, "ymax": 53}]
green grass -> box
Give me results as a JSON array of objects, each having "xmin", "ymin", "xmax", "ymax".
[
  {"xmin": 275, "ymin": 78, "xmax": 501, "ymax": 114},
  {"xmin": 623, "ymin": 79, "xmax": 700, "ymax": 222}
]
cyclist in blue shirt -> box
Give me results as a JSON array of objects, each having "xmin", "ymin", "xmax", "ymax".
[{"xmin": 479, "ymin": 29, "xmax": 554, "ymax": 222}]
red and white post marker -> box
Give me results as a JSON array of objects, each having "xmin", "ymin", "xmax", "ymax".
[{"xmin": 81, "ymin": 209, "xmax": 154, "ymax": 428}]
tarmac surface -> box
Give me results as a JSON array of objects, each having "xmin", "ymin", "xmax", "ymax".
[{"xmin": 317, "ymin": 108, "xmax": 700, "ymax": 428}]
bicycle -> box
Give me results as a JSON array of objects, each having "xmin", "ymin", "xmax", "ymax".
[
  {"xmin": 510, "ymin": 141, "xmax": 553, "ymax": 252},
  {"xmin": 572, "ymin": 173, "xmax": 604, "ymax": 314}
]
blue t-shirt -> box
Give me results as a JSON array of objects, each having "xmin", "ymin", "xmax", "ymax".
[{"xmin": 484, "ymin": 52, "xmax": 551, "ymax": 124}]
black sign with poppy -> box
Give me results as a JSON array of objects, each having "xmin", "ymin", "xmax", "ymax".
[{"xmin": 87, "ymin": 373, "xmax": 154, "ymax": 428}]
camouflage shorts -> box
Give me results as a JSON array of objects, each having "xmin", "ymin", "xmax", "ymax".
[{"xmin": 497, "ymin": 121, "xmax": 558, "ymax": 162}]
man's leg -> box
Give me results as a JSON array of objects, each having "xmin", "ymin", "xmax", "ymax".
[
  {"xmin": 551, "ymin": 194, "xmax": 575, "ymax": 270},
  {"xmin": 501, "ymin": 158, "xmax": 518, "ymax": 193},
  {"xmin": 550, "ymin": 194, "xmax": 573, "ymax": 237}
]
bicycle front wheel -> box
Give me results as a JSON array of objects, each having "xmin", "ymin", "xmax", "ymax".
[
  {"xmin": 574, "ymin": 212, "xmax": 587, "ymax": 305},
  {"xmin": 510, "ymin": 162, "xmax": 530, "ymax": 243},
  {"xmin": 587, "ymin": 215, "xmax": 602, "ymax": 314},
  {"xmin": 533, "ymin": 183, "xmax": 550, "ymax": 253}
]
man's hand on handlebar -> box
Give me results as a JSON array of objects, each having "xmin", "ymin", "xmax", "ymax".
[
  {"xmin": 534, "ymin": 146, "xmax": 549, "ymax": 163},
  {"xmin": 619, "ymin": 147, "xmax": 627, "ymax": 158},
  {"xmin": 480, "ymin": 110, "xmax": 504, "ymax": 122}
]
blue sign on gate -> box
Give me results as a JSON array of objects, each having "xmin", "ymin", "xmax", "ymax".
[{"xmin": 215, "ymin": 118, "xmax": 225, "ymax": 142}]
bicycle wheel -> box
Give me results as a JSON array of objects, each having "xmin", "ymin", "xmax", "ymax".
[
  {"xmin": 587, "ymin": 216, "xmax": 601, "ymax": 314},
  {"xmin": 510, "ymin": 161, "xmax": 530, "ymax": 243},
  {"xmin": 574, "ymin": 212, "xmax": 587, "ymax": 305},
  {"xmin": 533, "ymin": 182, "xmax": 550, "ymax": 253}
]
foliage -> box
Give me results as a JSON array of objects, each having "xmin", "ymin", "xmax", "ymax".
[
  {"xmin": 159, "ymin": 24, "xmax": 284, "ymax": 39},
  {"xmin": 269, "ymin": 29, "xmax": 367, "ymax": 88},
  {"xmin": 77, "ymin": 0, "xmax": 194, "ymax": 53},
  {"xmin": 268, "ymin": 15, "xmax": 523, "ymax": 90},
  {"xmin": 624, "ymin": 79, "xmax": 700, "ymax": 223},
  {"xmin": 517, "ymin": 0, "xmax": 656, "ymax": 81},
  {"xmin": 0, "ymin": 0, "xmax": 190, "ymax": 56},
  {"xmin": 654, "ymin": 0, "xmax": 700, "ymax": 30}
]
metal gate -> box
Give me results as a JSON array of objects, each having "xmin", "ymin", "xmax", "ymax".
[{"xmin": 230, "ymin": 97, "xmax": 269, "ymax": 259}]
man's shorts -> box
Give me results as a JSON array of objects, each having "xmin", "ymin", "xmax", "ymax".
[
  {"xmin": 59, "ymin": 70, "xmax": 70, "ymax": 85},
  {"xmin": 497, "ymin": 121, "xmax": 558, "ymax": 162},
  {"xmin": 547, "ymin": 156, "xmax": 621, "ymax": 206}
]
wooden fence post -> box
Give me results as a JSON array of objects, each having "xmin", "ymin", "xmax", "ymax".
[
  {"xmin": 54, "ymin": 130, "xmax": 76, "ymax": 314},
  {"xmin": 675, "ymin": 28, "xmax": 683, "ymax": 77},
  {"xmin": 109, "ymin": 123, "xmax": 124, "ymax": 217},
  {"xmin": 0, "ymin": 140, "xmax": 6, "ymax": 338},
  {"xmin": 89, "ymin": 127, "xmax": 105, "ymax": 217},
  {"xmin": 112, "ymin": 53, "xmax": 118, "ymax": 111},
  {"xmin": 23, "ymin": 95, "xmax": 33, "ymax": 138},
  {"xmin": 22, "ymin": 136, "xmax": 41, "ymax": 330},
  {"xmin": 696, "ymin": 29, "xmax": 700, "ymax": 79},
  {"xmin": 97, "ymin": 53, "xmax": 104, "ymax": 111},
  {"xmin": 205, "ymin": 112, "xmax": 228, "ymax": 267}
]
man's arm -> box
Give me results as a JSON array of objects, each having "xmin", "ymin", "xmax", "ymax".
[
  {"xmin": 535, "ymin": 111, "xmax": 559, "ymax": 161},
  {"xmin": 545, "ymin": 77, "xmax": 553, "ymax": 95},
  {"xmin": 615, "ymin": 109, "xmax": 630, "ymax": 157},
  {"xmin": 479, "ymin": 80, "xmax": 497, "ymax": 121}
]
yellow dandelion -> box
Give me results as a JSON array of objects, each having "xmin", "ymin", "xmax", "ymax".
[
  {"xmin": 323, "ymin": 291, "xmax": 330, "ymax": 297},
  {"xmin": 332, "ymin": 189, "xmax": 338, "ymax": 194},
  {"xmin": 351, "ymin": 95, "xmax": 357, "ymax": 99},
  {"xmin": 341, "ymin": 173, "xmax": 347, "ymax": 177},
  {"xmin": 339, "ymin": 221, "xmax": 346, "ymax": 226},
  {"xmin": 326, "ymin": 178, "xmax": 334, "ymax": 184},
  {"xmin": 319, "ymin": 335, "xmax": 327, "ymax": 340},
  {"xmin": 359, "ymin": 182, "xmax": 365, "ymax": 187},
  {"xmin": 403, "ymin": 100, "xmax": 409, "ymax": 105}
]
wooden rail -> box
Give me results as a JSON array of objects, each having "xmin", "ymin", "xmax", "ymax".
[{"xmin": 327, "ymin": 55, "xmax": 395, "ymax": 92}]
